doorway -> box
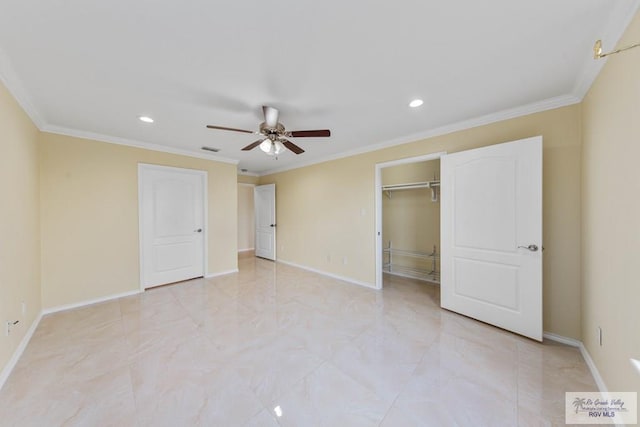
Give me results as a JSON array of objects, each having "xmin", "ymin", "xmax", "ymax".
[
  {"xmin": 238, "ymin": 183, "xmax": 255, "ymax": 253},
  {"xmin": 254, "ymin": 183, "xmax": 276, "ymax": 260},
  {"xmin": 375, "ymin": 152, "xmax": 446, "ymax": 289},
  {"xmin": 375, "ymin": 137, "xmax": 542, "ymax": 341},
  {"xmin": 381, "ymin": 159, "xmax": 442, "ymax": 287}
]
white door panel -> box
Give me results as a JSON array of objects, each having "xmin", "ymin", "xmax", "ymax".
[
  {"xmin": 453, "ymin": 258, "xmax": 519, "ymax": 310},
  {"xmin": 441, "ymin": 136, "xmax": 542, "ymax": 341},
  {"xmin": 139, "ymin": 164, "xmax": 206, "ymax": 289},
  {"xmin": 454, "ymin": 158, "xmax": 517, "ymax": 251},
  {"xmin": 255, "ymin": 184, "xmax": 276, "ymax": 260}
]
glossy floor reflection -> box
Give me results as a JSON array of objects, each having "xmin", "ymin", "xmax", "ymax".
[{"xmin": 0, "ymin": 254, "xmax": 597, "ymax": 426}]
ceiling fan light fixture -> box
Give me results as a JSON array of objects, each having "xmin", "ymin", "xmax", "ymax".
[
  {"xmin": 409, "ymin": 99, "xmax": 424, "ymax": 108},
  {"xmin": 259, "ymin": 139, "xmax": 272, "ymax": 154},
  {"xmin": 260, "ymin": 139, "xmax": 286, "ymax": 156},
  {"xmin": 274, "ymin": 140, "xmax": 285, "ymax": 155}
]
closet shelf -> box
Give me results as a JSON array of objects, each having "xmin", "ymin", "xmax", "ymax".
[
  {"xmin": 383, "ymin": 247, "xmax": 440, "ymax": 260},
  {"xmin": 383, "ymin": 242, "xmax": 440, "ymax": 284},
  {"xmin": 382, "ymin": 180, "xmax": 440, "ymax": 201},
  {"xmin": 383, "ymin": 264, "xmax": 440, "ymax": 283}
]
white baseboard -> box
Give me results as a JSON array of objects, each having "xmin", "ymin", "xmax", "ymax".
[
  {"xmin": 543, "ymin": 331, "xmax": 581, "ymax": 347},
  {"xmin": 0, "ymin": 311, "xmax": 42, "ymax": 391},
  {"xmin": 42, "ymin": 289, "xmax": 141, "ymax": 315},
  {"xmin": 238, "ymin": 248, "xmax": 254, "ymax": 253},
  {"xmin": 205, "ymin": 269, "xmax": 239, "ymax": 279},
  {"xmin": 383, "ymin": 270, "xmax": 440, "ymax": 285},
  {"xmin": 277, "ymin": 259, "xmax": 376, "ymax": 290},
  {"xmin": 543, "ymin": 331, "xmax": 608, "ymax": 393},
  {"xmin": 578, "ymin": 342, "xmax": 609, "ymax": 394}
]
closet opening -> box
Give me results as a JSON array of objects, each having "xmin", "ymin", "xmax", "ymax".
[{"xmin": 374, "ymin": 152, "xmax": 445, "ymax": 289}]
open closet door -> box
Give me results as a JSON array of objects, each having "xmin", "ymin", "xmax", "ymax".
[
  {"xmin": 254, "ymin": 184, "xmax": 276, "ymax": 260},
  {"xmin": 440, "ymin": 136, "xmax": 542, "ymax": 341}
]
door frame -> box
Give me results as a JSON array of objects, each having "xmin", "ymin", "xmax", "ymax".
[
  {"xmin": 137, "ymin": 163, "xmax": 208, "ymax": 291},
  {"xmin": 375, "ymin": 152, "xmax": 446, "ymax": 289}
]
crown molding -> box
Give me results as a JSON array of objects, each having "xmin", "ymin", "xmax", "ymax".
[
  {"xmin": 4, "ymin": 0, "xmax": 636, "ymax": 174},
  {"xmin": 0, "ymin": 46, "xmax": 45, "ymax": 129},
  {"xmin": 42, "ymin": 124, "xmax": 239, "ymax": 165},
  {"xmin": 0, "ymin": 45, "xmax": 238, "ymax": 165},
  {"xmin": 572, "ymin": 0, "xmax": 640, "ymax": 99},
  {"xmin": 259, "ymin": 93, "xmax": 580, "ymax": 176}
]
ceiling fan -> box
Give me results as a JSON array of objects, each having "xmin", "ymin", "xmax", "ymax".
[{"xmin": 206, "ymin": 106, "xmax": 330, "ymax": 155}]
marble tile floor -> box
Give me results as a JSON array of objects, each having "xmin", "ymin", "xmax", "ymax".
[{"xmin": 0, "ymin": 255, "xmax": 598, "ymax": 426}]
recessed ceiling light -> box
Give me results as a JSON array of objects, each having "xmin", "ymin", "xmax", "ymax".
[
  {"xmin": 138, "ymin": 116, "xmax": 154, "ymax": 123},
  {"xmin": 409, "ymin": 99, "xmax": 424, "ymax": 108}
]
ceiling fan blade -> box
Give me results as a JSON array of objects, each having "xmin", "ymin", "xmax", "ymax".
[
  {"xmin": 206, "ymin": 125, "xmax": 255, "ymax": 134},
  {"xmin": 263, "ymin": 106, "xmax": 279, "ymax": 128},
  {"xmin": 242, "ymin": 139, "xmax": 264, "ymax": 151},
  {"xmin": 280, "ymin": 139, "xmax": 305, "ymax": 155},
  {"xmin": 288, "ymin": 129, "xmax": 331, "ymax": 138}
]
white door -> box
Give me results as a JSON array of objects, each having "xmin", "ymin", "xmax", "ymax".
[
  {"xmin": 139, "ymin": 164, "xmax": 206, "ymax": 289},
  {"xmin": 254, "ymin": 184, "xmax": 276, "ymax": 260},
  {"xmin": 440, "ymin": 136, "xmax": 542, "ymax": 341}
]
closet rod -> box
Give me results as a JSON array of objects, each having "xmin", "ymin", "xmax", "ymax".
[{"xmin": 382, "ymin": 180, "xmax": 440, "ymax": 191}]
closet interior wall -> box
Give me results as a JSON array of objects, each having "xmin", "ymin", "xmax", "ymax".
[{"xmin": 382, "ymin": 159, "xmax": 440, "ymax": 283}]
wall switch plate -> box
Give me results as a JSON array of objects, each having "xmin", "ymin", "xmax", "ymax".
[{"xmin": 21, "ymin": 301, "xmax": 26, "ymax": 316}]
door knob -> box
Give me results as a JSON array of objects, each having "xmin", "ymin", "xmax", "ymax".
[
  {"xmin": 195, "ymin": 228, "xmax": 202, "ymax": 233},
  {"xmin": 518, "ymin": 244, "xmax": 538, "ymax": 252}
]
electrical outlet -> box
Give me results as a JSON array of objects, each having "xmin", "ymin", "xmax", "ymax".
[
  {"xmin": 6, "ymin": 320, "xmax": 19, "ymax": 336},
  {"xmin": 21, "ymin": 301, "xmax": 26, "ymax": 316},
  {"xmin": 343, "ymin": 257, "xmax": 348, "ymax": 265},
  {"xmin": 597, "ymin": 326, "xmax": 603, "ymax": 346},
  {"xmin": 326, "ymin": 254, "xmax": 331, "ymax": 263}
]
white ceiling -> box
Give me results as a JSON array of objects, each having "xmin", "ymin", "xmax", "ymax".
[{"xmin": 0, "ymin": 0, "xmax": 637, "ymax": 175}]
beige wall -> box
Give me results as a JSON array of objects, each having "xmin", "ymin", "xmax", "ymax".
[
  {"xmin": 39, "ymin": 133, "xmax": 238, "ymax": 309},
  {"xmin": 382, "ymin": 160, "xmax": 440, "ymax": 273},
  {"xmin": 238, "ymin": 174, "xmax": 259, "ymax": 185},
  {"xmin": 581, "ymin": 12, "xmax": 640, "ymax": 392},
  {"xmin": 262, "ymin": 104, "xmax": 583, "ymax": 339},
  {"xmin": 0, "ymin": 81, "xmax": 41, "ymax": 373},
  {"xmin": 238, "ymin": 184, "xmax": 255, "ymax": 251}
]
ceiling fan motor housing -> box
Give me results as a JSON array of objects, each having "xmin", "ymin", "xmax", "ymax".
[{"xmin": 260, "ymin": 122, "xmax": 285, "ymax": 139}]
